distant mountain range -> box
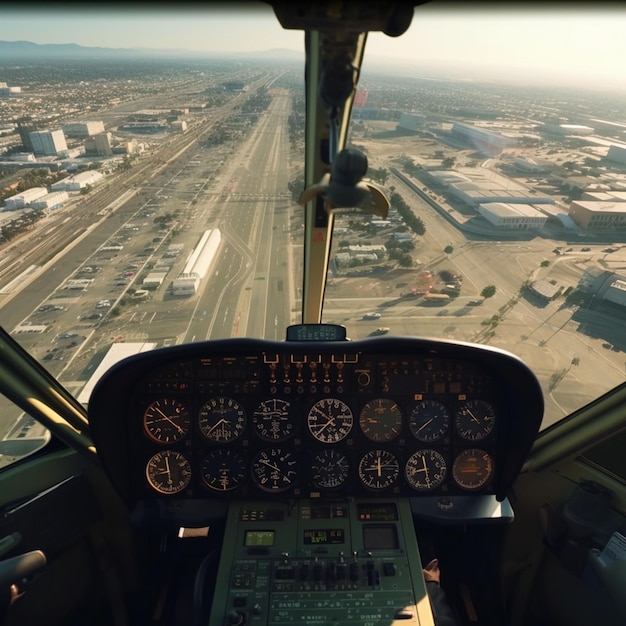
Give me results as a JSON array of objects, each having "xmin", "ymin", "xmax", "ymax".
[{"xmin": 0, "ymin": 40, "xmax": 303, "ymax": 61}]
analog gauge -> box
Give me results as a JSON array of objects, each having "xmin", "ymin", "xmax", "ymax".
[
  {"xmin": 200, "ymin": 449, "xmax": 246, "ymax": 492},
  {"xmin": 405, "ymin": 449, "xmax": 447, "ymax": 492},
  {"xmin": 408, "ymin": 400, "xmax": 450, "ymax": 442},
  {"xmin": 307, "ymin": 398, "xmax": 353, "ymax": 443},
  {"xmin": 452, "ymin": 449, "xmax": 494, "ymax": 491},
  {"xmin": 251, "ymin": 448, "xmax": 298, "ymax": 493},
  {"xmin": 358, "ymin": 449, "xmax": 400, "ymax": 490},
  {"xmin": 359, "ymin": 398, "xmax": 403, "ymax": 442},
  {"xmin": 310, "ymin": 449, "xmax": 350, "ymax": 489},
  {"xmin": 198, "ymin": 397, "xmax": 246, "ymax": 443},
  {"xmin": 454, "ymin": 400, "xmax": 496, "ymax": 441},
  {"xmin": 143, "ymin": 398, "xmax": 191, "ymax": 444},
  {"xmin": 145, "ymin": 450, "xmax": 192, "ymax": 495},
  {"xmin": 253, "ymin": 399, "xmax": 295, "ymax": 442}
]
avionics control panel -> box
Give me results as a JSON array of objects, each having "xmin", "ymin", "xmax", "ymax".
[{"xmin": 208, "ymin": 498, "xmax": 434, "ymax": 625}]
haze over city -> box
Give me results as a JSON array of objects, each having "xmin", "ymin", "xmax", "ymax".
[{"xmin": 1, "ymin": 3, "xmax": 626, "ymax": 90}]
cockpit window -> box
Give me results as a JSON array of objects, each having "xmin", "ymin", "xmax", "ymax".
[{"xmin": 0, "ymin": 2, "xmax": 625, "ymax": 472}]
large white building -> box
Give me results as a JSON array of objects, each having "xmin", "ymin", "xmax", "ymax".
[
  {"xmin": 171, "ymin": 229, "xmax": 221, "ymax": 296},
  {"xmin": 478, "ymin": 202, "xmax": 548, "ymax": 229},
  {"xmin": 568, "ymin": 200, "xmax": 626, "ymax": 230},
  {"xmin": 29, "ymin": 130, "xmax": 68, "ymax": 156},
  {"xmin": 31, "ymin": 191, "xmax": 69, "ymax": 210},
  {"xmin": 451, "ymin": 122, "xmax": 517, "ymax": 155},
  {"xmin": 51, "ymin": 170, "xmax": 104, "ymax": 192},
  {"xmin": 4, "ymin": 187, "xmax": 48, "ymax": 210}
]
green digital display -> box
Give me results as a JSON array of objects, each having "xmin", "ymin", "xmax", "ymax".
[
  {"xmin": 286, "ymin": 324, "xmax": 347, "ymax": 342},
  {"xmin": 303, "ymin": 529, "xmax": 345, "ymax": 545},
  {"xmin": 244, "ymin": 530, "xmax": 275, "ymax": 547}
]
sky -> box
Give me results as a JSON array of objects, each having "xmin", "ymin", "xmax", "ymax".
[{"xmin": 1, "ymin": 3, "xmax": 626, "ymax": 90}]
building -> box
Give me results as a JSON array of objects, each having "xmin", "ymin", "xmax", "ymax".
[
  {"xmin": 478, "ymin": 202, "xmax": 548, "ymax": 229},
  {"xmin": 449, "ymin": 181, "xmax": 554, "ymax": 207},
  {"xmin": 171, "ymin": 120, "xmax": 188, "ymax": 133},
  {"xmin": 31, "ymin": 191, "xmax": 69, "ymax": 210},
  {"xmin": 606, "ymin": 145, "xmax": 626, "ymax": 165},
  {"xmin": 85, "ymin": 132, "xmax": 113, "ymax": 157},
  {"xmin": 542, "ymin": 124, "xmax": 594, "ymax": 136},
  {"xmin": 529, "ymin": 280, "xmax": 560, "ymax": 300},
  {"xmin": 568, "ymin": 200, "xmax": 626, "ymax": 230},
  {"xmin": 62, "ymin": 121, "xmax": 105, "ymax": 138},
  {"xmin": 142, "ymin": 272, "xmax": 168, "ymax": 289},
  {"xmin": 4, "ymin": 187, "xmax": 48, "ymax": 211},
  {"xmin": 171, "ymin": 229, "xmax": 221, "ymax": 296},
  {"xmin": 51, "ymin": 170, "xmax": 104, "ymax": 192},
  {"xmin": 16, "ymin": 117, "xmax": 40, "ymax": 151},
  {"xmin": 451, "ymin": 122, "xmax": 517, "ymax": 156},
  {"xmin": 29, "ymin": 130, "xmax": 68, "ymax": 156},
  {"xmin": 397, "ymin": 113, "xmax": 425, "ymax": 132}
]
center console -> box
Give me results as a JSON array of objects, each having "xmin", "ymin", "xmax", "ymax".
[{"xmin": 208, "ymin": 498, "xmax": 434, "ymax": 625}]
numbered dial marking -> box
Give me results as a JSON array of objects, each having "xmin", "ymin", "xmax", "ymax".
[
  {"xmin": 452, "ymin": 449, "xmax": 494, "ymax": 490},
  {"xmin": 198, "ymin": 397, "xmax": 246, "ymax": 442},
  {"xmin": 405, "ymin": 449, "xmax": 447, "ymax": 491},
  {"xmin": 359, "ymin": 398, "xmax": 403, "ymax": 442},
  {"xmin": 307, "ymin": 398, "xmax": 353, "ymax": 443},
  {"xmin": 251, "ymin": 448, "xmax": 298, "ymax": 493},
  {"xmin": 200, "ymin": 449, "xmax": 246, "ymax": 492},
  {"xmin": 409, "ymin": 400, "xmax": 450, "ymax": 442},
  {"xmin": 253, "ymin": 399, "xmax": 295, "ymax": 441},
  {"xmin": 454, "ymin": 400, "xmax": 496, "ymax": 441},
  {"xmin": 143, "ymin": 398, "xmax": 191, "ymax": 444},
  {"xmin": 310, "ymin": 449, "xmax": 350, "ymax": 489},
  {"xmin": 358, "ymin": 449, "xmax": 400, "ymax": 490},
  {"xmin": 145, "ymin": 450, "xmax": 192, "ymax": 495}
]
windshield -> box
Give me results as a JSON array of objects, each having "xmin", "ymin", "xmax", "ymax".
[{"xmin": 1, "ymin": 2, "xmax": 625, "ymax": 454}]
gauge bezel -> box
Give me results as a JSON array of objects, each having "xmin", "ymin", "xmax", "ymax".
[
  {"xmin": 405, "ymin": 448, "xmax": 447, "ymax": 491},
  {"xmin": 359, "ymin": 398, "xmax": 403, "ymax": 442},
  {"xmin": 143, "ymin": 398, "xmax": 191, "ymax": 444},
  {"xmin": 358, "ymin": 449, "xmax": 400, "ymax": 490},
  {"xmin": 452, "ymin": 448, "xmax": 494, "ymax": 491},
  {"xmin": 145, "ymin": 449, "xmax": 192, "ymax": 495},
  {"xmin": 198, "ymin": 396, "xmax": 247, "ymax": 443},
  {"xmin": 307, "ymin": 397, "xmax": 354, "ymax": 443}
]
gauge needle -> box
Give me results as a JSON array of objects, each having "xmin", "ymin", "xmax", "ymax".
[
  {"xmin": 154, "ymin": 408, "xmax": 185, "ymax": 432},
  {"xmin": 467, "ymin": 409, "xmax": 480, "ymax": 424},
  {"xmin": 207, "ymin": 418, "xmax": 228, "ymax": 434},
  {"xmin": 260, "ymin": 459, "xmax": 281, "ymax": 473},
  {"xmin": 417, "ymin": 418, "xmax": 433, "ymax": 432}
]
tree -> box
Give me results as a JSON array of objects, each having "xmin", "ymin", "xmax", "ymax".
[{"xmin": 481, "ymin": 285, "xmax": 497, "ymax": 299}]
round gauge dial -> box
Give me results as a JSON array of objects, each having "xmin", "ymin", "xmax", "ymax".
[
  {"xmin": 310, "ymin": 449, "xmax": 350, "ymax": 489},
  {"xmin": 198, "ymin": 397, "xmax": 246, "ymax": 442},
  {"xmin": 358, "ymin": 449, "xmax": 400, "ymax": 490},
  {"xmin": 253, "ymin": 399, "xmax": 295, "ymax": 441},
  {"xmin": 251, "ymin": 448, "xmax": 298, "ymax": 493},
  {"xmin": 409, "ymin": 400, "xmax": 450, "ymax": 442},
  {"xmin": 145, "ymin": 450, "xmax": 192, "ymax": 495},
  {"xmin": 454, "ymin": 400, "xmax": 496, "ymax": 441},
  {"xmin": 143, "ymin": 398, "xmax": 191, "ymax": 444},
  {"xmin": 405, "ymin": 449, "xmax": 447, "ymax": 491},
  {"xmin": 359, "ymin": 398, "xmax": 403, "ymax": 442},
  {"xmin": 307, "ymin": 398, "xmax": 353, "ymax": 443},
  {"xmin": 200, "ymin": 449, "xmax": 246, "ymax": 492},
  {"xmin": 452, "ymin": 449, "xmax": 494, "ymax": 491}
]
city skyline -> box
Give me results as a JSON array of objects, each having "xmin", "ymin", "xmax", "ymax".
[{"xmin": 1, "ymin": 4, "xmax": 626, "ymax": 90}]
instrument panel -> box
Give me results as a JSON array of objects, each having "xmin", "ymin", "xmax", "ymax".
[{"xmin": 89, "ymin": 335, "xmax": 544, "ymax": 507}]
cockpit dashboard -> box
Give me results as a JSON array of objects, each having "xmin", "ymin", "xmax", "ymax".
[{"xmin": 89, "ymin": 332, "xmax": 543, "ymax": 520}]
